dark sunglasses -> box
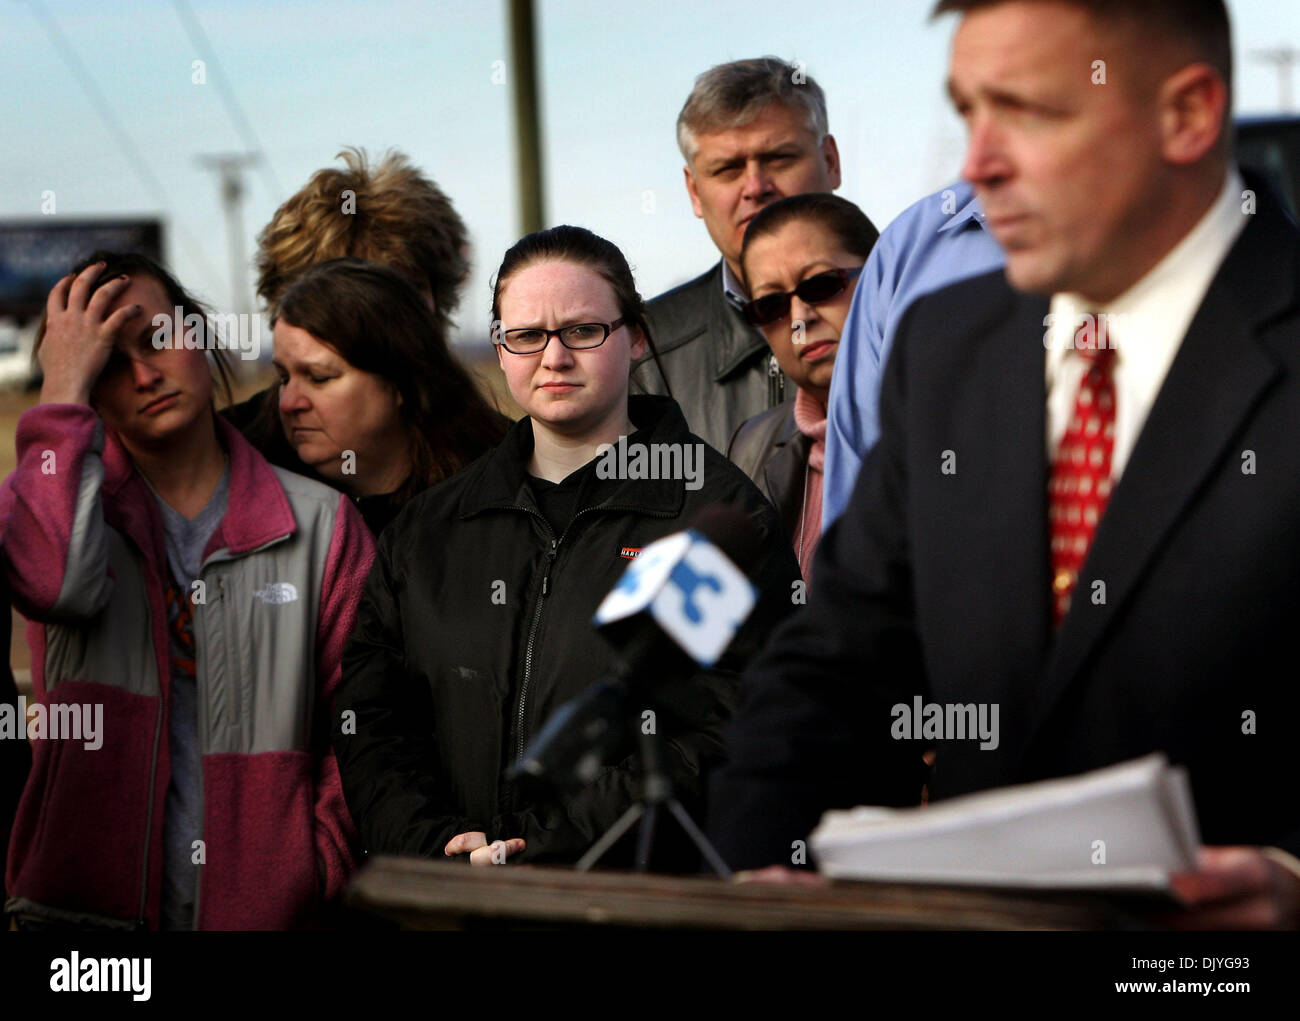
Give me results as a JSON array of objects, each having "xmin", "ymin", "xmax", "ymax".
[{"xmin": 742, "ymin": 266, "xmax": 864, "ymax": 327}]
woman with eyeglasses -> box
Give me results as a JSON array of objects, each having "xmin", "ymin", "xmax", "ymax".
[
  {"xmin": 332, "ymin": 225, "xmax": 800, "ymax": 870},
  {"xmin": 730, "ymin": 194, "xmax": 879, "ymax": 584}
]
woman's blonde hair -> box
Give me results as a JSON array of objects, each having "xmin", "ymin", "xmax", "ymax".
[{"xmin": 255, "ymin": 147, "xmax": 470, "ymax": 334}]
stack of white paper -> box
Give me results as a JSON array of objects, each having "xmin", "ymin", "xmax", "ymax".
[{"xmin": 810, "ymin": 754, "xmax": 1200, "ymax": 890}]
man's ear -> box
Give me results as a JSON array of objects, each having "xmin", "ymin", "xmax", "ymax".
[
  {"xmin": 684, "ymin": 164, "xmax": 705, "ymax": 219},
  {"xmin": 630, "ymin": 326, "xmax": 648, "ymax": 363},
  {"xmin": 821, "ymin": 134, "xmax": 843, "ymax": 190},
  {"xmin": 1158, "ymin": 63, "xmax": 1228, "ymax": 166}
]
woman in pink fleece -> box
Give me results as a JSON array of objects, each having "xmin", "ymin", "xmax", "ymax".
[
  {"xmin": 0, "ymin": 252, "xmax": 374, "ymax": 930},
  {"xmin": 726, "ymin": 194, "xmax": 879, "ymax": 585}
]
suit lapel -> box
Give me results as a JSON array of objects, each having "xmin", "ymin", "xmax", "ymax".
[
  {"xmin": 1024, "ymin": 195, "xmax": 1296, "ymax": 753},
  {"xmin": 981, "ymin": 291, "xmax": 1054, "ymax": 746}
]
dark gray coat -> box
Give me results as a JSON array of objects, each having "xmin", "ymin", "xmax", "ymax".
[{"xmin": 632, "ymin": 262, "xmax": 788, "ymax": 453}]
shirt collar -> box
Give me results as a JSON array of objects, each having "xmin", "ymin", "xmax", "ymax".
[
  {"xmin": 720, "ymin": 258, "xmax": 749, "ymax": 310},
  {"xmin": 938, "ymin": 190, "xmax": 988, "ymax": 234},
  {"xmin": 1046, "ymin": 165, "xmax": 1247, "ymax": 379}
]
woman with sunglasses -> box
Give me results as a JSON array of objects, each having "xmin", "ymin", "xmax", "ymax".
[
  {"xmin": 333, "ymin": 226, "xmax": 799, "ymax": 869},
  {"xmin": 730, "ymin": 194, "xmax": 879, "ymax": 583}
]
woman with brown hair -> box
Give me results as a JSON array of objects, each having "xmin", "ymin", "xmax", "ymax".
[{"xmin": 266, "ymin": 258, "xmax": 507, "ymax": 534}]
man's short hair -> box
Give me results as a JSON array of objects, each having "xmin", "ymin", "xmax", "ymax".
[
  {"xmin": 676, "ymin": 56, "xmax": 829, "ymax": 164},
  {"xmin": 255, "ymin": 147, "xmax": 470, "ymax": 331},
  {"xmin": 931, "ymin": 0, "xmax": 1232, "ymax": 90}
]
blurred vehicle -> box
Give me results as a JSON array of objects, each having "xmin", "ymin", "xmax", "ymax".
[
  {"xmin": 0, "ymin": 219, "xmax": 163, "ymax": 392},
  {"xmin": 1236, "ymin": 114, "xmax": 1300, "ymax": 219},
  {"xmin": 0, "ymin": 320, "xmax": 38, "ymax": 391}
]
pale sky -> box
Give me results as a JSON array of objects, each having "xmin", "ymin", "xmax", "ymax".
[{"xmin": 3, "ymin": 0, "xmax": 1298, "ymax": 345}]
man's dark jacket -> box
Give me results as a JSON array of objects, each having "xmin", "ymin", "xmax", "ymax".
[
  {"xmin": 633, "ymin": 263, "xmax": 788, "ymax": 453},
  {"xmin": 709, "ymin": 174, "xmax": 1300, "ymax": 870},
  {"xmin": 333, "ymin": 395, "xmax": 801, "ymax": 869}
]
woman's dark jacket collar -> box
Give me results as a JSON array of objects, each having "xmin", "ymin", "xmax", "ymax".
[{"xmin": 457, "ymin": 394, "xmax": 691, "ymax": 521}]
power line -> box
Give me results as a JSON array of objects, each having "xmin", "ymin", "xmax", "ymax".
[
  {"xmin": 1252, "ymin": 47, "xmax": 1300, "ymax": 112},
  {"xmin": 23, "ymin": 0, "xmax": 222, "ymax": 285},
  {"xmin": 171, "ymin": 0, "xmax": 283, "ymax": 201}
]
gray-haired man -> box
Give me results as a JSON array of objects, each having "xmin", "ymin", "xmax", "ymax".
[{"xmin": 632, "ymin": 57, "xmax": 842, "ymax": 453}]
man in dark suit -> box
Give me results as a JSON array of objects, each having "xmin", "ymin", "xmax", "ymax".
[
  {"xmin": 709, "ymin": 0, "xmax": 1300, "ymax": 928},
  {"xmin": 631, "ymin": 57, "xmax": 842, "ymax": 452}
]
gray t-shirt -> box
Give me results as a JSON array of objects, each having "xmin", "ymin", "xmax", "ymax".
[{"xmin": 146, "ymin": 467, "xmax": 229, "ymax": 931}]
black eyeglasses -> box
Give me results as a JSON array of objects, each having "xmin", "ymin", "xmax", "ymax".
[
  {"xmin": 742, "ymin": 267, "xmax": 863, "ymax": 327},
  {"xmin": 495, "ymin": 318, "xmax": 626, "ymax": 354}
]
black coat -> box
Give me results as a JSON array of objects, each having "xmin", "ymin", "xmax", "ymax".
[
  {"xmin": 333, "ymin": 395, "xmax": 801, "ymax": 868},
  {"xmin": 632, "ymin": 262, "xmax": 788, "ymax": 453},
  {"xmin": 709, "ymin": 172, "xmax": 1300, "ymax": 871}
]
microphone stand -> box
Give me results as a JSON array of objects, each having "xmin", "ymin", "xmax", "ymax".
[{"xmin": 575, "ymin": 717, "xmax": 732, "ymax": 878}]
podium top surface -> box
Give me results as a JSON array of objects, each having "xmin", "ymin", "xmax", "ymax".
[{"xmin": 346, "ymin": 856, "xmax": 1168, "ymax": 931}]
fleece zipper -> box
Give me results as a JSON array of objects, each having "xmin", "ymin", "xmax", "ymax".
[
  {"xmin": 189, "ymin": 535, "xmax": 289, "ymax": 930},
  {"xmin": 137, "ymin": 563, "xmax": 167, "ymax": 929}
]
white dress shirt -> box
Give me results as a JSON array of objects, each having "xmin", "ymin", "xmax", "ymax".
[{"xmin": 1044, "ymin": 167, "xmax": 1249, "ymax": 481}]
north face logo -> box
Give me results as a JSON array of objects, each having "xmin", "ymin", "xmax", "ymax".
[{"xmin": 253, "ymin": 582, "xmax": 298, "ymax": 605}]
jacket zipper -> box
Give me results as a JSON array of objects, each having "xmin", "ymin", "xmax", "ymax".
[
  {"xmin": 510, "ymin": 501, "xmax": 675, "ymax": 765},
  {"xmin": 191, "ymin": 574, "xmax": 219, "ymax": 931},
  {"xmin": 513, "ymin": 505, "xmax": 606, "ymax": 762},
  {"xmin": 186, "ymin": 539, "xmax": 287, "ymax": 929},
  {"xmin": 516, "ymin": 530, "xmax": 557, "ymax": 763},
  {"xmin": 138, "ymin": 566, "xmax": 166, "ymax": 929},
  {"xmin": 768, "ymin": 353, "xmax": 786, "ymax": 407}
]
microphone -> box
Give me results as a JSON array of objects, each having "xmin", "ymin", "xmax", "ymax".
[
  {"xmin": 509, "ymin": 505, "xmax": 763, "ymax": 793},
  {"xmin": 592, "ymin": 504, "xmax": 762, "ymax": 671}
]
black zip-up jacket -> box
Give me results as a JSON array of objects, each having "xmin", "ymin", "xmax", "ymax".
[{"xmin": 333, "ymin": 395, "xmax": 801, "ymax": 869}]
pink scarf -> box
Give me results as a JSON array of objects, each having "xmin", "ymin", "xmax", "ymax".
[{"xmin": 792, "ymin": 388, "xmax": 827, "ymax": 583}]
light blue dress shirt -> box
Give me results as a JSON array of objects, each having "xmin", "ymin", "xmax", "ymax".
[{"xmin": 823, "ymin": 181, "xmax": 1006, "ymax": 527}]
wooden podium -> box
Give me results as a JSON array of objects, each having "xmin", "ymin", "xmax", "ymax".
[{"xmin": 345, "ymin": 856, "xmax": 1169, "ymax": 930}]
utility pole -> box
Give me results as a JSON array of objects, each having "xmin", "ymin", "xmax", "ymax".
[
  {"xmin": 1252, "ymin": 46, "xmax": 1300, "ymax": 112},
  {"xmin": 197, "ymin": 153, "xmax": 258, "ymax": 315},
  {"xmin": 509, "ymin": 0, "xmax": 545, "ymax": 234}
]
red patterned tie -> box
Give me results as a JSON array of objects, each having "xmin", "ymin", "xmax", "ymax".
[{"xmin": 1048, "ymin": 337, "xmax": 1117, "ymax": 625}]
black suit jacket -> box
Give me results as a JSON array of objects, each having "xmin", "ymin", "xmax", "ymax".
[{"xmin": 708, "ymin": 178, "xmax": 1300, "ymax": 870}]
